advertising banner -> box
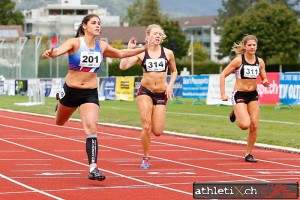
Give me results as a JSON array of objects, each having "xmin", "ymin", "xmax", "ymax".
[
  {"xmin": 182, "ymin": 75, "xmax": 209, "ymax": 99},
  {"xmin": 48, "ymin": 78, "xmax": 64, "ymax": 98},
  {"xmin": 104, "ymin": 77, "xmax": 116, "ymax": 100},
  {"xmin": 7, "ymin": 80, "xmax": 15, "ymax": 96},
  {"xmin": 0, "ymin": 81, "xmax": 4, "ymax": 95},
  {"xmin": 134, "ymin": 76, "xmax": 142, "ymax": 97},
  {"xmin": 15, "ymin": 80, "xmax": 28, "ymax": 96},
  {"xmin": 115, "ymin": 77, "xmax": 135, "ymax": 101},
  {"xmin": 167, "ymin": 76, "xmax": 183, "ymax": 97},
  {"xmin": 279, "ymin": 72, "xmax": 300, "ymax": 105},
  {"xmin": 40, "ymin": 79, "xmax": 53, "ymax": 97},
  {"xmin": 206, "ymin": 74, "xmax": 235, "ymax": 105},
  {"xmin": 257, "ymin": 72, "xmax": 279, "ymax": 104},
  {"xmin": 98, "ymin": 77, "xmax": 106, "ymax": 100}
]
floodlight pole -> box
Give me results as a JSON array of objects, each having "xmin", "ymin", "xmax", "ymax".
[
  {"xmin": 0, "ymin": 38, "xmax": 5, "ymax": 74},
  {"xmin": 35, "ymin": 36, "xmax": 42, "ymax": 79},
  {"xmin": 101, "ymin": 38, "xmax": 109, "ymax": 77},
  {"xmin": 56, "ymin": 33, "xmax": 59, "ymax": 78},
  {"xmin": 18, "ymin": 37, "xmax": 28, "ymax": 79},
  {"xmin": 191, "ymin": 35, "xmax": 194, "ymax": 75},
  {"xmin": 0, "ymin": 38, "xmax": 5, "ymax": 46}
]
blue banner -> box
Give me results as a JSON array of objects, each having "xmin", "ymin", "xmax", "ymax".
[
  {"xmin": 40, "ymin": 79, "xmax": 52, "ymax": 97},
  {"xmin": 279, "ymin": 72, "xmax": 300, "ymax": 104},
  {"xmin": 0, "ymin": 81, "xmax": 4, "ymax": 95},
  {"xmin": 104, "ymin": 77, "xmax": 116, "ymax": 100},
  {"xmin": 182, "ymin": 75, "xmax": 209, "ymax": 98},
  {"xmin": 167, "ymin": 76, "xmax": 183, "ymax": 97}
]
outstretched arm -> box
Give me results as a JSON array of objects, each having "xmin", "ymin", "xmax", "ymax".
[
  {"xmin": 42, "ymin": 38, "xmax": 75, "ymax": 59},
  {"xmin": 103, "ymin": 36, "xmax": 153, "ymax": 60},
  {"xmin": 119, "ymin": 37, "xmax": 141, "ymax": 70}
]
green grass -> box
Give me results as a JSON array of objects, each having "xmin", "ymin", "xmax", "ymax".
[{"xmin": 0, "ymin": 95, "xmax": 299, "ymax": 149}]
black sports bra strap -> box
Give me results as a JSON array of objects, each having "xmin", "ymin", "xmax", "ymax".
[
  {"xmin": 255, "ymin": 55, "xmax": 259, "ymax": 65},
  {"xmin": 241, "ymin": 54, "xmax": 246, "ymax": 64}
]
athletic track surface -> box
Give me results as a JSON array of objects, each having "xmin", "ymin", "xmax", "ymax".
[{"xmin": 0, "ymin": 110, "xmax": 299, "ymax": 200}]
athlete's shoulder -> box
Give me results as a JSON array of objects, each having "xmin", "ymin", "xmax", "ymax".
[
  {"xmin": 229, "ymin": 55, "xmax": 242, "ymax": 67},
  {"xmin": 162, "ymin": 46, "xmax": 174, "ymax": 57}
]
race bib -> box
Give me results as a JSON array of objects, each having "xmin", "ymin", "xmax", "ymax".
[
  {"xmin": 79, "ymin": 51, "xmax": 102, "ymax": 68},
  {"xmin": 145, "ymin": 58, "xmax": 166, "ymax": 72},
  {"xmin": 58, "ymin": 88, "xmax": 65, "ymax": 99},
  {"xmin": 243, "ymin": 65, "xmax": 260, "ymax": 78}
]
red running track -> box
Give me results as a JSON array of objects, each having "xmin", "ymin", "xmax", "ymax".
[{"xmin": 0, "ymin": 110, "xmax": 299, "ymax": 200}]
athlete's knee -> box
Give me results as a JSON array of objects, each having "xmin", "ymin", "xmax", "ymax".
[
  {"xmin": 238, "ymin": 121, "xmax": 250, "ymax": 130},
  {"xmin": 250, "ymin": 123, "xmax": 258, "ymax": 131},
  {"xmin": 142, "ymin": 124, "xmax": 151, "ymax": 134},
  {"xmin": 84, "ymin": 123, "xmax": 98, "ymax": 133},
  {"xmin": 152, "ymin": 127, "xmax": 163, "ymax": 137},
  {"xmin": 153, "ymin": 131, "xmax": 163, "ymax": 137}
]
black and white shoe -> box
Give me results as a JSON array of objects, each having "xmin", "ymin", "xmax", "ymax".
[
  {"xmin": 88, "ymin": 168, "xmax": 106, "ymax": 181},
  {"xmin": 245, "ymin": 154, "xmax": 257, "ymax": 162}
]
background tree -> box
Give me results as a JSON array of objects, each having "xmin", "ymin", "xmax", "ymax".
[
  {"xmin": 0, "ymin": 0, "xmax": 24, "ymax": 25},
  {"xmin": 122, "ymin": 0, "xmax": 143, "ymax": 26},
  {"xmin": 213, "ymin": 0, "xmax": 250, "ymax": 35},
  {"xmin": 189, "ymin": 41, "xmax": 210, "ymax": 62},
  {"xmin": 214, "ymin": 0, "xmax": 300, "ymax": 35},
  {"xmin": 219, "ymin": 1, "xmax": 300, "ymax": 64},
  {"xmin": 123, "ymin": 0, "xmax": 188, "ymax": 59},
  {"xmin": 161, "ymin": 20, "xmax": 187, "ymax": 59},
  {"xmin": 138, "ymin": 0, "xmax": 163, "ymax": 26}
]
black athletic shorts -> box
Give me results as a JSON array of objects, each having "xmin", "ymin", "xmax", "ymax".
[
  {"xmin": 137, "ymin": 86, "xmax": 167, "ymax": 105},
  {"xmin": 57, "ymin": 83, "xmax": 99, "ymax": 107},
  {"xmin": 231, "ymin": 90, "xmax": 259, "ymax": 105}
]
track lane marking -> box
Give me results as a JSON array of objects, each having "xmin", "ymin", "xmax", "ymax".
[
  {"xmin": 0, "ymin": 114, "xmax": 299, "ymax": 168},
  {"xmin": 0, "ymin": 137, "xmax": 191, "ymax": 196},
  {"xmin": 0, "ymin": 173, "xmax": 64, "ymax": 200},
  {"xmin": 0, "ymin": 123, "xmax": 273, "ymax": 183}
]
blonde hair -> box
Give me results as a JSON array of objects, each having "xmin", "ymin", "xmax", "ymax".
[
  {"xmin": 232, "ymin": 35, "xmax": 258, "ymax": 55},
  {"xmin": 146, "ymin": 24, "xmax": 167, "ymax": 43}
]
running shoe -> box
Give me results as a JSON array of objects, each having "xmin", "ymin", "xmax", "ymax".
[
  {"xmin": 88, "ymin": 168, "xmax": 106, "ymax": 181},
  {"xmin": 245, "ymin": 154, "xmax": 257, "ymax": 162},
  {"xmin": 140, "ymin": 157, "xmax": 150, "ymax": 169},
  {"xmin": 229, "ymin": 111, "xmax": 236, "ymax": 122}
]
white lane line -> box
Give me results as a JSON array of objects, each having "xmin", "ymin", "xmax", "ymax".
[
  {"xmin": 1, "ymin": 114, "xmax": 299, "ymax": 168},
  {"xmin": 0, "ymin": 159, "xmax": 51, "ymax": 161},
  {"xmin": 0, "ymin": 173, "xmax": 64, "ymax": 200},
  {"xmin": 0, "ymin": 115, "xmax": 299, "ymax": 184},
  {"xmin": 16, "ymin": 164, "xmax": 51, "ymax": 166},
  {"xmin": 92, "ymin": 106, "xmax": 300, "ymax": 126},
  {"xmin": 231, "ymin": 168, "xmax": 299, "ymax": 171},
  {"xmin": 0, "ymin": 137, "xmax": 191, "ymax": 196},
  {"xmin": 0, "ymin": 124, "xmax": 272, "ymax": 183},
  {"xmin": 1, "ymin": 113, "xmax": 300, "ymax": 154}
]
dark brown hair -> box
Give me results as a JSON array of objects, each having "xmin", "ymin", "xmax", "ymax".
[{"xmin": 75, "ymin": 14, "xmax": 100, "ymax": 37}]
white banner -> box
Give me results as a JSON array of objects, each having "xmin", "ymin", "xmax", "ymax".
[
  {"xmin": 49, "ymin": 78, "xmax": 64, "ymax": 98},
  {"xmin": 7, "ymin": 80, "xmax": 15, "ymax": 96},
  {"xmin": 206, "ymin": 74, "xmax": 236, "ymax": 105}
]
